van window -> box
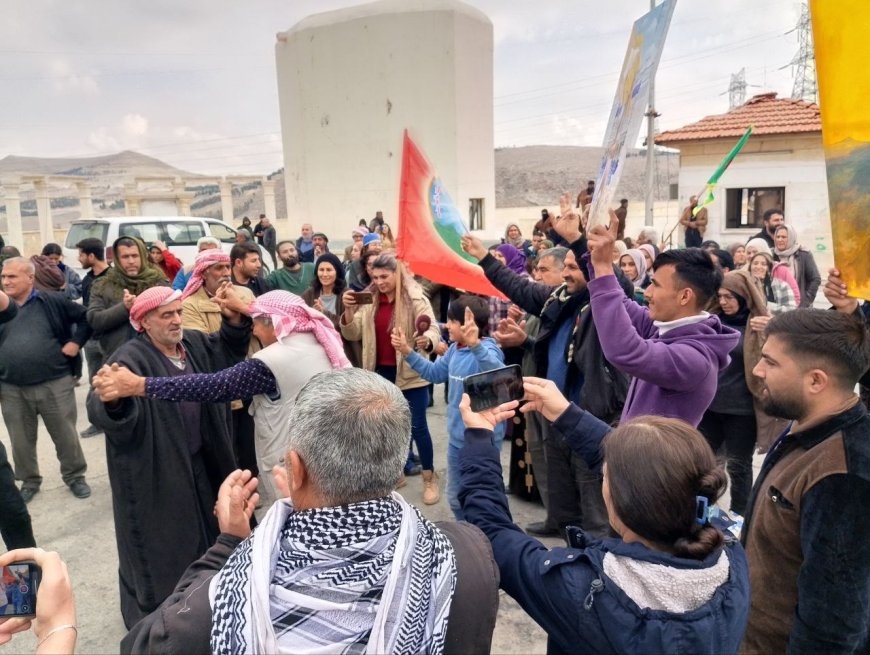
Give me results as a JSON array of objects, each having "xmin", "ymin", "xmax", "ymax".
[
  {"xmin": 119, "ymin": 223, "xmax": 162, "ymax": 244},
  {"xmin": 208, "ymin": 222, "xmax": 238, "ymax": 243},
  {"xmin": 165, "ymin": 221, "xmax": 205, "ymax": 246},
  {"xmin": 65, "ymin": 222, "xmax": 108, "ymax": 249}
]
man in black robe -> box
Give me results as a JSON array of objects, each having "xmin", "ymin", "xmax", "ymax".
[{"xmin": 86, "ymin": 285, "xmax": 251, "ymax": 629}]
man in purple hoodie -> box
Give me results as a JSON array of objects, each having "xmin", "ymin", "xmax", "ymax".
[{"xmin": 552, "ymin": 196, "xmax": 738, "ymax": 426}]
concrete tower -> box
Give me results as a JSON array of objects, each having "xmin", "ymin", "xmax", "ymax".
[{"xmin": 275, "ymin": 0, "xmax": 494, "ymax": 237}]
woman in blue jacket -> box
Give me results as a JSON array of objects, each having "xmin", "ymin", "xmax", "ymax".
[{"xmin": 458, "ymin": 378, "xmax": 750, "ymax": 655}]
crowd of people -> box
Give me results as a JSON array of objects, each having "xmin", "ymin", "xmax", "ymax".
[{"xmin": 0, "ymin": 197, "xmax": 867, "ymax": 655}]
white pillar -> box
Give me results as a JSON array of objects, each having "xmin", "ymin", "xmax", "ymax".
[
  {"xmin": 220, "ymin": 179, "xmax": 235, "ymax": 223},
  {"xmin": 173, "ymin": 178, "xmax": 191, "ymax": 216},
  {"xmin": 1, "ymin": 178, "xmax": 24, "ymax": 250},
  {"xmin": 262, "ymin": 179, "xmax": 277, "ymax": 220},
  {"xmin": 32, "ymin": 178, "xmax": 54, "ymax": 246},
  {"xmin": 75, "ymin": 182, "xmax": 94, "ymax": 218}
]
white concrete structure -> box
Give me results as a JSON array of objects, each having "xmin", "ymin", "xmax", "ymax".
[
  {"xmin": 656, "ymin": 93, "xmax": 833, "ymax": 276},
  {"xmin": 275, "ymin": 0, "xmax": 495, "ymax": 238}
]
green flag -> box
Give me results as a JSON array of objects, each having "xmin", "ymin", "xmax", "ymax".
[{"xmin": 693, "ymin": 126, "xmax": 753, "ymax": 216}]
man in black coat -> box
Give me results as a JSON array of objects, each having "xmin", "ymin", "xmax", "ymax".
[
  {"xmin": 87, "ymin": 286, "xmax": 251, "ymax": 629},
  {"xmin": 461, "ymin": 233, "xmax": 632, "ymax": 540}
]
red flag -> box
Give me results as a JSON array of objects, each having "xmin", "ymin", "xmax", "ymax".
[{"xmin": 397, "ymin": 131, "xmax": 506, "ymax": 299}]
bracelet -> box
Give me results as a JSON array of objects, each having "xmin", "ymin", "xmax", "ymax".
[{"xmin": 37, "ymin": 624, "xmax": 78, "ymax": 648}]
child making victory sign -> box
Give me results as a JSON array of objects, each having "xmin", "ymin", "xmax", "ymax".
[{"xmin": 392, "ymin": 295, "xmax": 505, "ymax": 519}]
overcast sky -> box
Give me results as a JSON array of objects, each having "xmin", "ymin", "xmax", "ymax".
[{"xmin": 0, "ymin": 0, "xmax": 806, "ymax": 175}]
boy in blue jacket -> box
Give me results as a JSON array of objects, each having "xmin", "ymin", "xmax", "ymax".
[{"xmin": 392, "ymin": 295, "xmax": 505, "ymax": 519}]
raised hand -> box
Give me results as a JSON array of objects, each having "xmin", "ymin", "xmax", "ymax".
[
  {"xmin": 823, "ymin": 268, "xmax": 860, "ymax": 314},
  {"xmin": 520, "ymin": 376, "xmax": 571, "ymax": 422},
  {"xmin": 122, "ymin": 289, "xmax": 136, "ymax": 310},
  {"xmin": 341, "ymin": 290, "xmax": 358, "ymax": 322},
  {"xmin": 92, "ymin": 363, "xmax": 146, "ymax": 401},
  {"xmin": 552, "ymin": 192, "xmax": 582, "ymax": 243},
  {"xmin": 494, "ymin": 317, "xmax": 527, "ymax": 348},
  {"xmin": 587, "ymin": 209, "xmax": 620, "ymax": 274},
  {"xmin": 391, "ymin": 326, "xmax": 412, "ymax": 355},
  {"xmin": 214, "ymin": 469, "xmax": 259, "ymax": 539},
  {"xmin": 458, "ymin": 393, "xmax": 518, "ymax": 431},
  {"xmin": 460, "ymin": 234, "xmax": 488, "ymax": 261},
  {"xmin": 459, "ymin": 306, "xmax": 480, "ymax": 348},
  {"xmin": 507, "ymin": 303, "xmax": 524, "ymax": 322}
]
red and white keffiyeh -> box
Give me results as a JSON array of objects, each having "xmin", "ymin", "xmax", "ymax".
[
  {"xmin": 250, "ymin": 291, "xmax": 350, "ymax": 369},
  {"xmin": 181, "ymin": 250, "xmax": 231, "ymax": 300},
  {"xmin": 129, "ymin": 287, "xmax": 182, "ymax": 332}
]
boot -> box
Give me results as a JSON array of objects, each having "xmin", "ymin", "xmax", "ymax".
[
  {"xmin": 396, "ymin": 473, "xmax": 407, "ymax": 489},
  {"xmin": 421, "ymin": 470, "xmax": 440, "ymax": 505}
]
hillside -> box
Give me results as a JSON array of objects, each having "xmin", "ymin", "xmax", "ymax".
[
  {"xmin": 495, "ymin": 145, "xmax": 678, "ymax": 207},
  {"xmin": 0, "ymin": 146, "xmax": 675, "ymax": 231}
]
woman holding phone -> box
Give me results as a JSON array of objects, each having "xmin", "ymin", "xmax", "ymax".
[
  {"xmin": 457, "ymin": 380, "xmax": 750, "ymax": 654},
  {"xmin": 340, "ymin": 253, "xmax": 443, "ymax": 503}
]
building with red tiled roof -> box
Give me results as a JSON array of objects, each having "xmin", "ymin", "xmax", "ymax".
[
  {"xmin": 653, "ymin": 92, "xmax": 832, "ymax": 282},
  {"xmin": 656, "ymin": 92, "xmax": 820, "ymax": 144}
]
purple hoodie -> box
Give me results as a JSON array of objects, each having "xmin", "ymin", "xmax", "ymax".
[{"xmin": 588, "ymin": 274, "xmax": 739, "ymax": 425}]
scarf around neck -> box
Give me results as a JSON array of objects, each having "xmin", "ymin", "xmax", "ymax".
[
  {"xmin": 209, "ymin": 493, "xmax": 456, "ymax": 655},
  {"xmin": 773, "ymin": 224, "xmax": 800, "ymax": 277},
  {"xmin": 93, "ymin": 237, "xmax": 168, "ymax": 297}
]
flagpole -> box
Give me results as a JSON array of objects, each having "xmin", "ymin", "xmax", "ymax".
[{"xmin": 644, "ymin": 0, "xmax": 658, "ymax": 228}]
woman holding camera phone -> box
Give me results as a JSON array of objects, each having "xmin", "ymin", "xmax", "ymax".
[
  {"xmin": 340, "ymin": 253, "xmax": 443, "ymax": 504},
  {"xmin": 457, "ymin": 379, "xmax": 750, "ymax": 654}
]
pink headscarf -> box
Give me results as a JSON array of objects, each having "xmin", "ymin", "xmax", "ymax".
[
  {"xmin": 130, "ymin": 288, "xmax": 182, "ymax": 332},
  {"xmin": 250, "ymin": 291, "xmax": 350, "ymax": 369},
  {"xmin": 181, "ymin": 250, "xmax": 231, "ymax": 300}
]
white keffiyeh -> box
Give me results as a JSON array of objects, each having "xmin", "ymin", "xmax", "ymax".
[{"xmin": 209, "ymin": 493, "xmax": 456, "ymax": 655}]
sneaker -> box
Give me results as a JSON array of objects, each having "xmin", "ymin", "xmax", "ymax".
[
  {"xmin": 80, "ymin": 425, "xmax": 103, "ymax": 438},
  {"xmin": 421, "ymin": 470, "xmax": 440, "ymax": 505},
  {"xmin": 403, "ymin": 463, "xmax": 422, "ymax": 476},
  {"xmin": 19, "ymin": 486, "xmax": 39, "ymax": 504},
  {"xmin": 69, "ymin": 479, "xmax": 91, "ymax": 499}
]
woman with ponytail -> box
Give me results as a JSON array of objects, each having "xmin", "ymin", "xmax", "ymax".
[{"xmin": 458, "ymin": 381, "xmax": 750, "ymax": 655}]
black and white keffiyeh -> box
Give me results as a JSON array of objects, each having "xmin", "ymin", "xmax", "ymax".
[{"xmin": 209, "ymin": 493, "xmax": 457, "ymax": 654}]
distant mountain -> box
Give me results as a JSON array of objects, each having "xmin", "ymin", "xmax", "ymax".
[
  {"xmin": 0, "ymin": 146, "xmax": 676, "ymax": 232},
  {"xmin": 0, "ymin": 150, "xmax": 193, "ymax": 181}
]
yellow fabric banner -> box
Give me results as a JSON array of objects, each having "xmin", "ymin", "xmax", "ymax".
[{"xmin": 811, "ymin": 0, "xmax": 870, "ymax": 296}]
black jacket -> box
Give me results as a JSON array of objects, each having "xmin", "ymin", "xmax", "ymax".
[{"xmin": 479, "ymin": 253, "xmax": 631, "ymax": 423}]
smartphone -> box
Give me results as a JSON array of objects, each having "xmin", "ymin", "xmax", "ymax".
[
  {"xmin": 351, "ymin": 292, "xmax": 374, "ymax": 305},
  {"xmin": 464, "ymin": 365, "xmax": 524, "ymax": 412},
  {"xmin": 1, "ymin": 561, "xmax": 40, "ymax": 618}
]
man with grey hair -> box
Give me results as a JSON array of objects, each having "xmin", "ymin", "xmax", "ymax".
[
  {"xmin": 122, "ymin": 367, "xmax": 499, "ymax": 655},
  {"xmin": 0, "ymin": 257, "xmax": 92, "ymax": 503},
  {"xmin": 636, "ymin": 227, "xmax": 660, "ymax": 248}
]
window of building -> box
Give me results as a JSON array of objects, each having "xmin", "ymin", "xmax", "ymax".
[
  {"xmin": 724, "ymin": 187, "xmax": 785, "ymax": 229},
  {"xmin": 469, "ymin": 198, "xmax": 484, "ymax": 231}
]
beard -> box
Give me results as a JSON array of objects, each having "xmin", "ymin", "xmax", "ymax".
[
  {"xmin": 758, "ymin": 387, "xmax": 804, "ymax": 421},
  {"xmin": 282, "ymin": 256, "xmax": 298, "ymax": 268}
]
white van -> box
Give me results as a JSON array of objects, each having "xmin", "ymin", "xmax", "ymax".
[{"xmin": 62, "ymin": 216, "xmax": 273, "ymax": 278}]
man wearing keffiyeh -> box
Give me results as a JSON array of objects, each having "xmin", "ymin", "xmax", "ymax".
[
  {"xmin": 122, "ymin": 368, "xmax": 500, "ymax": 655},
  {"xmin": 93, "ymin": 289, "xmax": 350, "ymax": 509},
  {"xmin": 87, "ymin": 284, "xmax": 252, "ymax": 629}
]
